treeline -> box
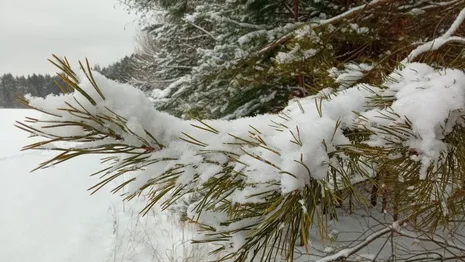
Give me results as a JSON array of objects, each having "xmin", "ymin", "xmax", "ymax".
[
  {"xmin": 0, "ymin": 64, "xmax": 132, "ymax": 108},
  {"xmin": 0, "ymin": 73, "xmax": 62, "ymax": 108}
]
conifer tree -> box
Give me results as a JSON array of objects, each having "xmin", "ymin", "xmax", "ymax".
[
  {"xmin": 123, "ymin": 0, "xmax": 377, "ymax": 119},
  {"xmin": 17, "ymin": 0, "xmax": 465, "ymax": 261}
]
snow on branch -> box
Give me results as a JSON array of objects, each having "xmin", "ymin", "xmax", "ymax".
[
  {"xmin": 402, "ymin": 7, "xmax": 465, "ymax": 64},
  {"xmin": 182, "ymin": 18, "xmax": 217, "ymax": 41},
  {"xmin": 17, "ymin": 54, "xmax": 465, "ymax": 259},
  {"xmin": 210, "ymin": 13, "xmax": 271, "ymax": 30},
  {"xmin": 316, "ymin": 227, "xmax": 392, "ymax": 262},
  {"xmin": 318, "ymin": 0, "xmax": 386, "ymax": 25},
  {"xmin": 257, "ymin": 0, "xmax": 388, "ymax": 55},
  {"xmin": 317, "ymin": 219, "xmax": 465, "ymax": 262}
]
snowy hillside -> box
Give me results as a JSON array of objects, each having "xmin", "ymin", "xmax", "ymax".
[{"xmin": 0, "ymin": 109, "xmax": 205, "ymax": 262}]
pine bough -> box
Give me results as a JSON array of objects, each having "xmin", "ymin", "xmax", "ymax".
[{"xmin": 16, "ymin": 6, "xmax": 465, "ymax": 262}]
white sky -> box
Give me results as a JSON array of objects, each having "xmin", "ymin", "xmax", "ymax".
[{"xmin": 0, "ymin": 0, "xmax": 138, "ymax": 76}]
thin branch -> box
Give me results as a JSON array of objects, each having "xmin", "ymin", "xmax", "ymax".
[
  {"xmin": 402, "ymin": 7, "xmax": 465, "ymax": 63},
  {"xmin": 182, "ymin": 19, "xmax": 217, "ymax": 41},
  {"xmin": 316, "ymin": 227, "xmax": 392, "ymax": 262},
  {"xmin": 258, "ymin": 0, "xmax": 389, "ymax": 55}
]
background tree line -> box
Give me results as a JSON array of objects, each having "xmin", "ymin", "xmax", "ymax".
[
  {"xmin": 0, "ymin": 73, "xmax": 63, "ymax": 108},
  {"xmin": 0, "ymin": 59, "xmax": 134, "ymax": 108}
]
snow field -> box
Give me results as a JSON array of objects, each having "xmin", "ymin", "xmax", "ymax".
[{"xmin": 0, "ymin": 109, "xmax": 207, "ymax": 262}]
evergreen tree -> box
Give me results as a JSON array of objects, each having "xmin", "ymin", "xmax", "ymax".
[
  {"xmin": 1, "ymin": 74, "xmax": 18, "ymax": 108},
  {"xmin": 122, "ymin": 0, "xmax": 352, "ymax": 119},
  {"xmin": 17, "ymin": 1, "xmax": 465, "ymax": 261},
  {"xmin": 98, "ymin": 55, "xmax": 136, "ymax": 83},
  {"xmin": 121, "ymin": 0, "xmax": 404, "ymax": 119}
]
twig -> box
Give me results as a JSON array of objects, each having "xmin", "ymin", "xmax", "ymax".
[
  {"xmin": 316, "ymin": 226, "xmax": 392, "ymax": 262},
  {"xmin": 402, "ymin": 7, "xmax": 465, "ymax": 64},
  {"xmin": 182, "ymin": 19, "xmax": 217, "ymax": 41},
  {"xmin": 257, "ymin": 0, "xmax": 389, "ymax": 55}
]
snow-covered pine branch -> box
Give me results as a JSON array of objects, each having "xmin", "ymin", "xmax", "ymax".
[
  {"xmin": 17, "ymin": 1, "xmax": 465, "ymax": 261},
  {"xmin": 18, "ymin": 53, "xmax": 465, "ymax": 260}
]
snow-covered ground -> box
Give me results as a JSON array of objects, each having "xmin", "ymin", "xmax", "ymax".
[{"xmin": 0, "ymin": 109, "xmax": 204, "ymax": 262}]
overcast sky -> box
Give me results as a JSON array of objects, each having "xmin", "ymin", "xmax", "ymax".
[{"xmin": 0, "ymin": 0, "xmax": 138, "ymax": 76}]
